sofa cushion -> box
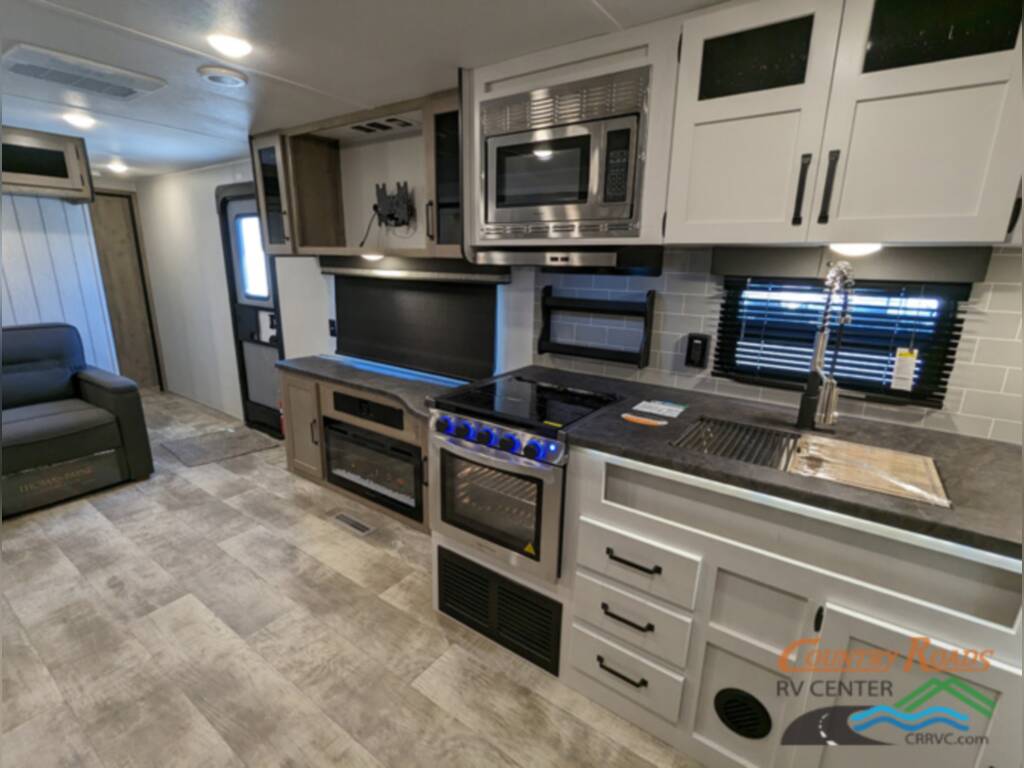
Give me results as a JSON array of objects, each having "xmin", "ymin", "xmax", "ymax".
[
  {"xmin": 2, "ymin": 324, "xmax": 86, "ymax": 409},
  {"xmin": 2, "ymin": 399, "xmax": 121, "ymax": 475}
]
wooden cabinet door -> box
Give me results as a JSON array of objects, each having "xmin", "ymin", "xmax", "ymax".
[
  {"xmin": 251, "ymin": 133, "xmax": 295, "ymax": 255},
  {"xmin": 422, "ymin": 90, "xmax": 462, "ymax": 259},
  {"xmin": 282, "ymin": 374, "xmax": 322, "ymax": 479},
  {"xmin": 808, "ymin": 4, "xmax": 1023, "ymax": 244},
  {"xmin": 788, "ymin": 603, "xmax": 1022, "ymax": 768},
  {"xmin": 664, "ymin": 0, "xmax": 843, "ymax": 244}
]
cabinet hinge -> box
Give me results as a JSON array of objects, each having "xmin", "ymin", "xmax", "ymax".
[
  {"xmin": 661, "ymin": 211, "xmax": 667, "ymax": 237},
  {"xmin": 676, "ymin": 32, "xmax": 682, "ymax": 62}
]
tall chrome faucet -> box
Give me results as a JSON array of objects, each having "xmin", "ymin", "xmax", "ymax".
[{"xmin": 797, "ymin": 260, "xmax": 855, "ymax": 430}]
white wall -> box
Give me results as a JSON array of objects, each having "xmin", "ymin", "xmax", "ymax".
[
  {"xmin": 135, "ymin": 159, "xmax": 251, "ymax": 419},
  {"xmin": 1, "ymin": 194, "xmax": 119, "ymax": 372},
  {"xmin": 276, "ymin": 256, "xmax": 335, "ymax": 358}
]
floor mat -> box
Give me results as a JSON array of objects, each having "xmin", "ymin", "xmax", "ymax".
[{"xmin": 161, "ymin": 428, "xmax": 279, "ymax": 467}]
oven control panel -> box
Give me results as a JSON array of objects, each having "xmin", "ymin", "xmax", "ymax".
[{"xmin": 431, "ymin": 411, "xmax": 566, "ymax": 465}]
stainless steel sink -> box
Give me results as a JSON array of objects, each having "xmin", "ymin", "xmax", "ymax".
[{"xmin": 672, "ymin": 417, "xmax": 799, "ymax": 471}]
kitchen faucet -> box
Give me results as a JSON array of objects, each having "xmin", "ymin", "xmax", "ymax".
[{"xmin": 796, "ymin": 260, "xmax": 855, "ymax": 430}]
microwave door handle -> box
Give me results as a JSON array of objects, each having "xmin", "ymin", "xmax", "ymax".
[{"xmin": 590, "ymin": 125, "xmax": 605, "ymax": 204}]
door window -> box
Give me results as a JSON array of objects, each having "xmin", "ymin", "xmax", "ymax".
[
  {"xmin": 236, "ymin": 215, "xmax": 270, "ymax": 301},
  {"xmin": 441, "ymin": 452, "xmax": 542, "ymax": 560},
  {"xmin": 863, "ymin": 0, "xmax": 1022, "ymax": 73}
]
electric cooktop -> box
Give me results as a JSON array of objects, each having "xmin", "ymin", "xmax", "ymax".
[{"xmin": 435, "ymin": 375, "xmax": 619, "ymax": 436}]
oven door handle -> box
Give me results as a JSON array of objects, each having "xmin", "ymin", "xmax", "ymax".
[{"xmin": 432, "ymin": 436, "xmax": 561, "ymax": 483}]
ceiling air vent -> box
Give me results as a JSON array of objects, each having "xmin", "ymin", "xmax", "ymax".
[{"xmin": 2, "ymin": 44, "xmax": 166, "ymax": 100}]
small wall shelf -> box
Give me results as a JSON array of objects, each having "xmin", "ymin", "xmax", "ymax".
[{"xmin": 537, "ymin": 286, "xmax": 655, "ymax": 368}]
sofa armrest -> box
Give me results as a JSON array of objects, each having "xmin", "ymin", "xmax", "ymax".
[{"xmin": 76, "ymin": 367, "xmax": 153, "ymax": 479}]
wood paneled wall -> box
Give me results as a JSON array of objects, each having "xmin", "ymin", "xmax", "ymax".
[{"xmin": 1, "ymin": 194, "xmax": 119, "ymax": 372}]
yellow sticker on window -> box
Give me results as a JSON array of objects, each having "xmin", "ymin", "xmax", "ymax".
[{"xmin": 524, "ymin": 542, "xmax": 536, "ymax": 556}]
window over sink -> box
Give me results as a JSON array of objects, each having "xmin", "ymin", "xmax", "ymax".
[{"xmin": 713, "ymin": 277, "xmax": 972, "ymax": 407}]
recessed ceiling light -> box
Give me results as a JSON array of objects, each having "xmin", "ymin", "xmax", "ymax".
[
  {"xmin": 197, "ymin": 65, "xmax": 248, "ymax": 88},
  {"xmin": 207, "ymin": 34, "xmax": 252, "ymax": 59},
  {"xmin": 107, "ymin": 160, "xmax": 128, "ymax": 174},
  {"xmin": 829, "ymin": 243, "xmax": 882, "ymax": 257},
  {"xmin": 361, "ymin": 253, "xmax": 384, "ymax": 262},
  {"xmin": 62, "ymin": 112, "xmax": 95, "ymax": 129}
]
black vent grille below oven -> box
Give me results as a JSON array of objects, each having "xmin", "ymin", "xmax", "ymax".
[{"xmin": 437, "ymin": 547, "xmax": 562, "ymax": 674}]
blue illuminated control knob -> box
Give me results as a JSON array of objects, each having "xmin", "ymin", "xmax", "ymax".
[
  {"xmin": 523, "ymin": 440, "xmax": 543, "ymax": 460},
  {"xmin": 475, "ymin": 428, "xmax": 494, "ymax": 445},
  {"xmin": 435, "ymin": 416, "xmax": 452, "ymax": 434},
  {"xmin": 498, "ymin": 434, "xmax": 519, "ymax": 452},
  {"xmin": 454, "ymin": 421, "xmax": 472, "ymax": 439}
]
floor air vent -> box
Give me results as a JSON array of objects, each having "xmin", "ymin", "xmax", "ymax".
[
  {"xmin": 3, "ymin": 44, "xmax": 166, "ymax": 100},
  {"xmin": 714, "ymin": 688, "xmax": 772, "ymax": 739},
  {"xmin": 437, "ymin": 547, "xmax": 562, "ymax": 674},
  {"xmin": 333, "ymin": 511, "xmax": 373, "ymax": 535}
]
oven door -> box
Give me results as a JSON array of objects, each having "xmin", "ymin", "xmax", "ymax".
[
  {"xmin": 430, "ymin": 435, "xmax": 563, "ymax": 582},
  {"xmin": 485, "ymin": 116, "xmax": 638, "ymax": 227}
]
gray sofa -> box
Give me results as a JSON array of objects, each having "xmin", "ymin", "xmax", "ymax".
[{"xmin": 2, "ymin": 323, "xmax": 153, "ymax": 516}]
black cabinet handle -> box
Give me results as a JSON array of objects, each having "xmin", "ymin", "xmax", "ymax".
[
  {"xmin": 605, "ymin": 547, "xmax": 662, "ymax": 575},
  {"xmin": 310, "ymin": 418, "xmax": 319, "ymax": 446},
  {"xmin": 814, "ymin": 605, "xmax": 824, "ymax": 632},
  {"xmin": 817, "ymin": 150, "xmax": 840, "ymax": 224},
  {"xmin": 426, "ymin": 201, "xmax": 435, "ymax": 240},
  {"xmin": 597, "ymin": 655, "xmax": 648, "ymax": 688},
  {"xmin": 601, "ymin": 602, "xmax": 654, "ymax": 633},
  {"xmin": 792, "ymin": 153, "xmax": 812, "ymax": 226}
]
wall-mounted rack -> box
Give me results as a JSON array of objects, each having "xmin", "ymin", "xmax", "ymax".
[{"xmin": 537, "ymin": 286, "xmax": 655, "ymax": 368}]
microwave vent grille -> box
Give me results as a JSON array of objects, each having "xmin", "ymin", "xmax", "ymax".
[{"xmin": 481, "ymin": 66, "xmax": 648, "ymax": 136}]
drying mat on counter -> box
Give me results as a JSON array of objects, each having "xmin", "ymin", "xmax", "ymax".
[
  {"xmin": 787, "ymin": 435, "xmax": 950, "ymax": 508},
  {"xmin": 162, "ymin": 428, "xmax": 278, "ymax": 467}
]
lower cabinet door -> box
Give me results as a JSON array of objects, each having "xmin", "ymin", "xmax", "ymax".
[
  {"xmin": 570, "ymin": 622, "xmax": 685, "ymax": 723},
  {"xmin": 282, "ymin": 374, "xmax": 322, "ymax": 479},
  {"xmin": 787, "ymin": 603, "xmax": 1022, "ymax": 768}
]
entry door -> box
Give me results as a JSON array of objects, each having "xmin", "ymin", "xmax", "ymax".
[
  {"xmin": 664, "ymin": 0, "xmax": 843, "ymax": 244},
  {"xmin": 90, "ymin": 192, "xmax": 162, "ymax": 388},
  {"xmin": 808, "ymin": 3, "xmax": 1023, "ymax": 243},
  {"xmin": 222, "ymin": 193, "xmax": 283, "ymax": 437}
]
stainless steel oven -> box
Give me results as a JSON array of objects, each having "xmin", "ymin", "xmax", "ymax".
[
  {"xmin": 479, "ymin": 67, "xmax": 649, "ymax": 241},
  {"xmin": 429, "ymin": 412, "xmax": 565, "ymax": 583}
]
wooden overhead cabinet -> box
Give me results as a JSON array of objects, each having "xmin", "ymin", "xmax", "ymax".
[
  {"xmin": 1, "ymin": 126, "xmax": 94, "ymax": 202},
  {"xmin": 666, "ymin": 0, "xmax": 1024, "ymax": 245},
  {"xmin": 251, "ymin": 133, "xmax": 295, "ymax": 255}
]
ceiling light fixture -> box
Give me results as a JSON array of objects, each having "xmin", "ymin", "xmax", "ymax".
[
  {"xmin": 198, "ymin": 65, "xmax": 248, "ymax": 88},
  {"xmin": 62, "ymin": 112, "xmax": 95, "ymax": 129},
  {"xmin": 829, "ymin": 243, "xmax": 882, "ymax": 257},
  {"xmin": 107, "ymin": 160, "xmax": 128, "ymax": 174},
  {"xmin": 361, "ymin": 253, "xmax": 384, "ymax": 262},
  {"xmin": 207, "ymin": 34, "xmax": 252, "ymax": 59}
]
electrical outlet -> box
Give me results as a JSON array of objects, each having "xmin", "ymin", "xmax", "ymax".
[{"xmin": 328, "ymin": 319, "xmax": 337, "ymax": 337}]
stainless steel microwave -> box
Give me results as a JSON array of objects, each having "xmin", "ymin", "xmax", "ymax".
[{"xmin": 478, "ymin": 67, "xmax": 649, "ymax": 241}]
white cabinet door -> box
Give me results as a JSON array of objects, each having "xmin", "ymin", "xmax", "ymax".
[
  {"xmin": 809, "ymin": 4, "xmax": 1023, "ymax": 243},
  {"xmin": 788, "ymin": 603, "xmax": 1022, "ymax": 768},
  {"xmin": 664, "ymin": 0, "xmax": 843, "ymax": 244}
]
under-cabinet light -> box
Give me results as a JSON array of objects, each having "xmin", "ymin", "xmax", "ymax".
[
  {"xmin": 361, "ymin": 253, "xmax": 384, "ymax": 262},
  {"xmin": 829, "ymin": 243, "xmax": 882, "ymax": 257}
]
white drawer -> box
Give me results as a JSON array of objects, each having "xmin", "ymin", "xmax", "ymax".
[
  {"xmin": 577, "ymin": 516, "xmax": 701, "ymax": 609},
  {"xmin": 570, "ymin": 622, "xmax": 685, "ymax": 723},
  {"xmin": 573, "ymin": 570, "xmax": 692, "ymax": 668}
]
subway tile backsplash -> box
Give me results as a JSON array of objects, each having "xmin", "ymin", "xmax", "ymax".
[{"xmin": 535, "ymin": 246, "xmax": 1023, "ymax": 445}]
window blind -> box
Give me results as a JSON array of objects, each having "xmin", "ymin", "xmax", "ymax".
[{"xmin": 714, "ymin": 277, "xmax": 971, "ymax": 407}]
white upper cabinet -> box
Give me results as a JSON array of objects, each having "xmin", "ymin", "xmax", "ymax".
[
  {"xmin": 666, "ymin": 0, "xmax": 1024, "ymax": 245},
  {"xmin": 809, "ymin": 1, "xmax": 1023, "ymax": 244},
  {"xmin": 665, "ymin": 0, "xmax": 844, "ymax": 244}
]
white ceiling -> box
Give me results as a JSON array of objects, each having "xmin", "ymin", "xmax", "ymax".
[{"xmin": 1, "ymin": 0, "xmax": 721, "ymax": 177}]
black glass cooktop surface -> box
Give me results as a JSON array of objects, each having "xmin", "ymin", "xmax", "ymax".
[{"xmin": 437, "ymin": 375, "xmax": 619, "ymax": 434}]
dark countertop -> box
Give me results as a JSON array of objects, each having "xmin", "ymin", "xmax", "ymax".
[
  {"xmin": 514, "ymin": 365, "xmax": 1023, "ymax": 559},
  {"xmin": 276, "ymin": 355, "xmax": 461, "ymax": 418}
]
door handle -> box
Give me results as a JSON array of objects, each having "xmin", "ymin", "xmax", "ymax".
[
  {"xmin": 596, "ymin": 655, "xmax": 648, "ymax": 688},
  {"xmin": 605, "ymin": 547, "xmax": 662, "ymax": 575},
  {"xmin": 601, "ymin": 602, "xmax": 654, "ymax": 633},
  {"xmin": 817, "ymin": 150, "xmax": 841, "ymax": 225},
  {"xmin": 310, "ymin": 418, "xmax": 319, "ymax": 446},
  {"xmin": 792, "ymin": 153, "xmax": 812, "ymax": 226},
  {"xmin": 426, "ymin": 200, "xmax": 435, "ymax": 240}
]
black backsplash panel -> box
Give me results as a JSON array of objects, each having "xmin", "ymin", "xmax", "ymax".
[
  {"xmin": 699, "ymin": 15, "xmax": 814, "ymax": 101},
  {"xmin": 864, "ymin": 0, "xmax": 1022, "ymax": 73},
  {"xmin": 437, "ymin": 547, "xmax": 562, "ymax": 674}
]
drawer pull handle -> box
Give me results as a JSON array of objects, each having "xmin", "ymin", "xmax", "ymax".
[
  {"xmin": 597, "ymin": 655, "xmax": 648, "ymax": 689},
  {"xmin": 601, "ymin": 602, "xmax": 654, "ymax": 633},
  {"xmin": 605, "ymin": 547, "xmax": 662, "ymax": 575}
]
